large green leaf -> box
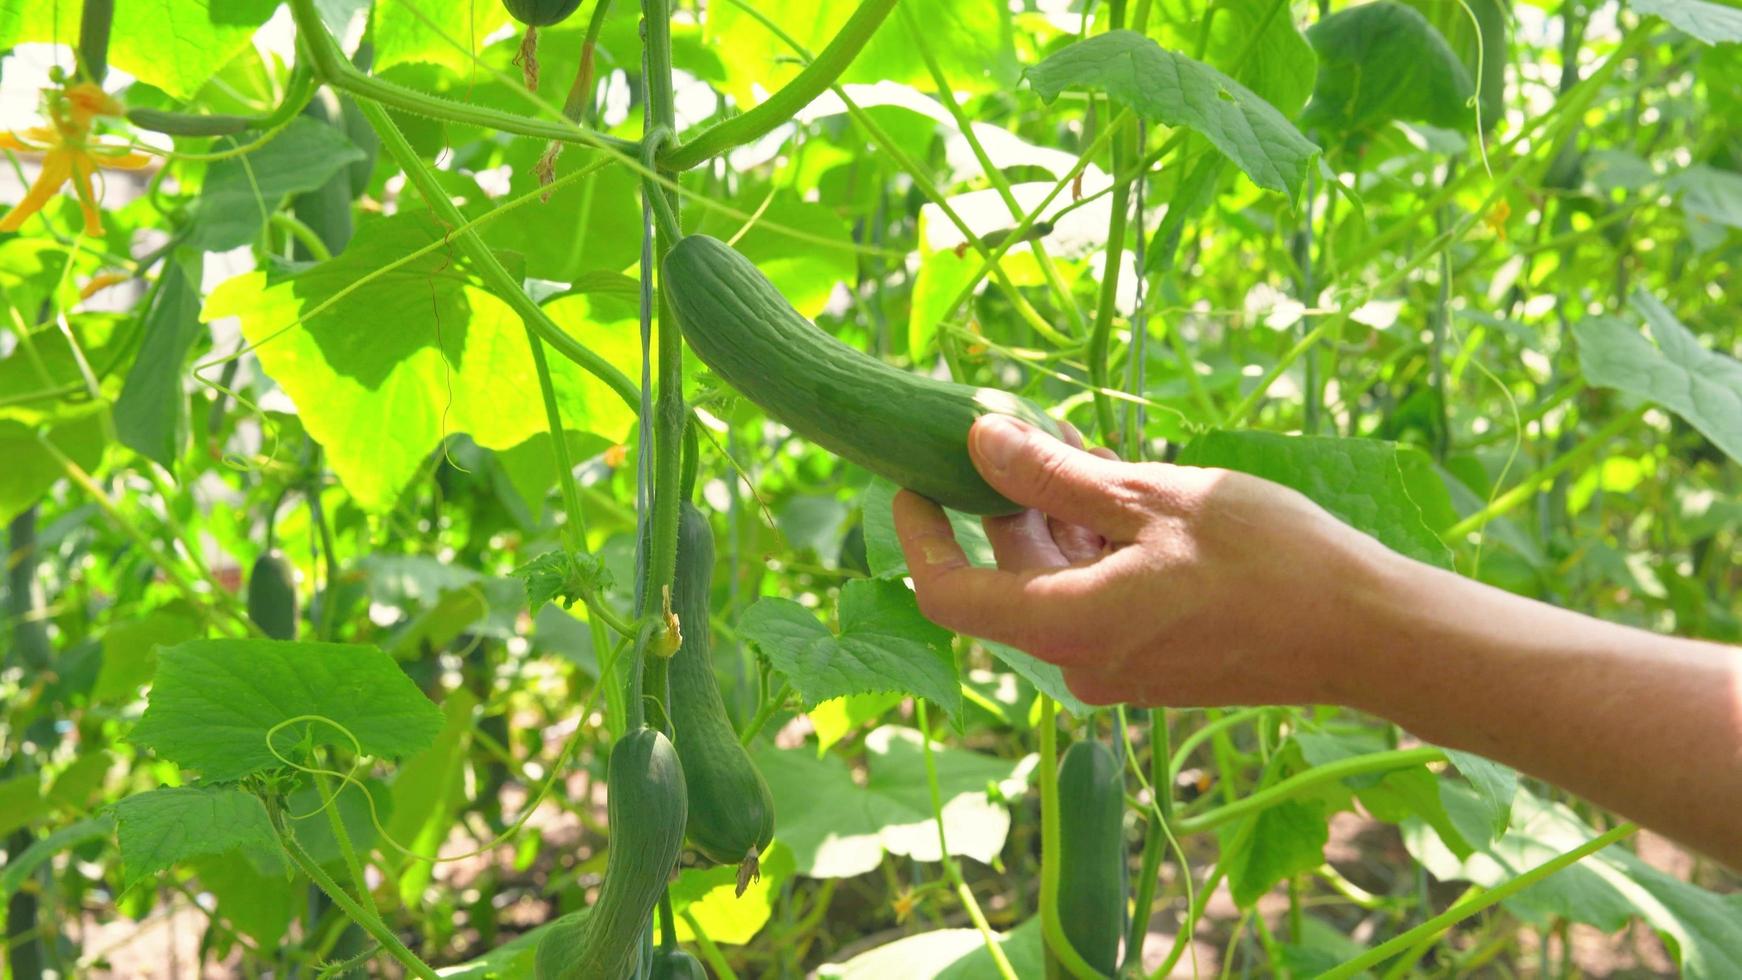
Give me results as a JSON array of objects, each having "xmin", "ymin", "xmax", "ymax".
[
  {"xmin": 112, "ymin": 786, "xmax": 284, "ymax": 890},
  {"xmin": 1176, "ymin": 430, "xmax": 1453, "ymax": 567},
  {"xmin": 1407, "ymin": 790, "xmax": 1742, "ymax": 976},
  {"xmin": 705, "ymin": 0, "xmax": 1017, "ymax": 109},
  {"xmin": 0, "ymin": 0, "xmax": 279, "ymax": 101},
  {"xmin": 1026, "ymin": 30, "xmax": 1319, "ymax": 200},
  {"xmin": 0, "ymin": 404, "xmax": 107, "ymax": 527},
  {"xmin": 1223, "ymin": 799, "xmax": 1330, "ymax": 908},
  {"xmin": 1576, "ymin": 290, "xmax": 1742, "ymax": 464},
  {"xmin": 819, "ymin": 917, "xmax": 1047, "ymax": 979},
  {"xmin": 114, "ymin": 256, "xmax": 203, "ymax": 468},
  {"xmin": 1300, "ymin": 2, "xmax": 1476, "ymax": 136},
  {"xmin": 752, "ymin": 725, "xmax": 1030, "ymax": 877},
  {"xmin": 1196, "ymin": 0, "xmax": 1319, "ymax": 119},
  {"xmin": 372, "ymin": 0, "xmax": 511, "ymax": 76},
  {"xmin": 203, "ymin": 214, "xmax": 636, "ymax": 512},
  {"xmin": 1633, "ymin": 0, "xmax": 1742, "ymax": 44},
  {"xmin": 129, "ymin": 639, "xmax": 443, "ymax": 781},
  {"xmin": 741, "ymin": 578, "xmax": 963, "ymax": 718},
  {"xmin": 189, "ymin": 117, "xmax": 365, "ymax": 252}
]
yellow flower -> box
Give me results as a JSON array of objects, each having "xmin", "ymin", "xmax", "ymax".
[{"xmin": 0, "ymin": 81, "xmax": 151, "ymax": 238}]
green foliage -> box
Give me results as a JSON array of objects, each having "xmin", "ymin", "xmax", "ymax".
[{"xmin": 2, "ymin": 0, "xmax": 1739, "ymax": 975}]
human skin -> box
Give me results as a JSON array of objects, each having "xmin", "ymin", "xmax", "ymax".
[{"xmin": 893, "ymin": 414, "xmax": 1742, "ymax": 869}]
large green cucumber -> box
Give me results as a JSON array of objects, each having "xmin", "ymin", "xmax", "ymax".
[
  {"xmin": 536, "ymin": 727, "xmax": 687, "ymax": 979},
  {"xmin": 672, "ymin": 504, "xmax": 775, "ymax": 872},
  {"xmin": 663, "ymin": 235, "xmax": 1062, "ymax": 516},
  {"xmin": 246, "ymin": 552, "xmax": 298, "ymax": 641},
  {"xmin": 1056, "ymin": 739, "xmax": 1126, "ymax": 976}
]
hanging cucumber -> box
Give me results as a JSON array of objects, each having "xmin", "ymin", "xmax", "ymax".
[
  {"xmin": 536, "ymin": 727, "xmax": 687, "ymax": 979},
  {"xmin": 246, "ymin": 552, "xmax": 299, "ymax": 641},
  {"xmin": 671, "ymin": 504, "xmax": 775, "ymax": 879},
  {"xmin": 504, "ymin": 0, "xmax": 584, "ymax": 26},
  {"xmin": 663, "ymin": 235, "xmax": 1063, "ymax": 516},
  {"xmin": 1056, "ymin": 739, "xmax": 1126, "ymax": 976},
  {"xmin": 649, "ymin": 948, "xmax": 707, "ymax": 980}
]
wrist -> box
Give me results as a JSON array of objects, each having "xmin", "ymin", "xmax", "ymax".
[{"xmin": 1303, "ymin": 528, "xmax": 1428, "ymax": 711}]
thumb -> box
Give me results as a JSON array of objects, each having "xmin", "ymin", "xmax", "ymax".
[{"xmin": 969, "ymin": 415, "xmax": 1143, "ymax": 538}]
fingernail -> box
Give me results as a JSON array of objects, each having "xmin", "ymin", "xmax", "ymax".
[{"xmin": 974, "ymin": 415, "xmax": 1029, "ymax": 473}]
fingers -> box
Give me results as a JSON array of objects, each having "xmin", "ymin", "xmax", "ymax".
[
  {"xmin": 982, "ymin": 508, "xmax": 1069, "ymax": 571},
  {"xmin": 971, "ymin": 416, "xmax": 1145, "ymax": 539},
  {"xmin": 894, "ymin": 490, "xmax": 1101, "ymax": 655}
]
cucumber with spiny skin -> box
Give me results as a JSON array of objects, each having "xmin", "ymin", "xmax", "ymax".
[
  {"xmin": 246, "ymin": 552, "xmax": 298, "ymax": 641},
  {"xmin": 504, "ymin": 0, "xmax": 583, "ymax": 26},
  {"xmin": 1056, "ymin": 739, "xmax": 1126, "ymax": 976},
  {"xmin": 535, "ymin": 728, "xmax": 687, "ymax": 979},
  {"xmin": 663, "ymin": 235, "xmax": 1063, "ymax": 516},
  {"xmin": 672, "ymin": 504, "xmax": 775, "ymax": 875}
]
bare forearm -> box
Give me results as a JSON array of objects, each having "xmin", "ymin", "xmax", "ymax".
[{"xmin": 1338, "ymin": 553, "xmax": 1742, "ymax": 869}]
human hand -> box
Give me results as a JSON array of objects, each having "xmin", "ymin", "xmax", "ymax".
[{"xmin": 892, "ymin": 415, "xmax": 1396, "ymax": 707}]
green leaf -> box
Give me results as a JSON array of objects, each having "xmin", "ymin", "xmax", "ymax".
[
  {"xmin": 373, "ymin": 0, "xmax": 512, "ymax": 75},
  {"xmin": 1196, "ymin": 0, "xmax": 1318, "ymax": 118},
  {"xmin": 441, "ymin": 911, "xmax": 590, "ymax": 980},
  {"xmin": 1024, "ymin": 30, "xmax": 1319, "ymax": 199},
  {"xmin": 665, "ymin": 842, "xmax": 796, "ymax": 945},
  {"xmin": 860, "ymin": 477, "xmax": 993, "ymax": 578},
  {"xmin": 706, "ymin": 0, "xmax": 1017, "ymax": 109},
  {"xmin": 1401, "ymin": 0, "xmax": 1509, "ymax": 129},
  {"xmin": 1633, "ymin": 0, "xmax": 1742, "ymax": 44},
  {"xmin": 0, "ymin": 404, "xmax": 107, "ymax": 527},
  {"xmin": 1300, "ymin": 2, "xmax": 1476, "ymax": 136},
  {"xmin": 112, "ymin": 786, "xmax": 284, "ymax": 890},
  {"xmin": 481, "ymin": 151, "xmax": 642, "ymax": 283},
  {"xmin": 1671, "ymin": 164, "xmax": 1742, "ymax": 231},
  {"xmin": 982, "ymin": 642, "xmax": 1090, "ymax": 717},
  {"xmin": 188, "ymin": 117, "xmax": 365, "ymax": 252},
  {"xmin": 1407, "ymin": 789, "xmax": 1742, "ymax": 975},
  {"xmin": 100, "ymin": 0, "xmax": 280, "ymax": 101},
  {"xmin": 1, "ymin": 816, "xmax": 114, "ymax": 899},
  {"xmin": 387, "ymin": 688, "xmax": 477, "ymax": 905},
  {"xmin": 1576, "ymin": 290, "xmax": 1742, "ymax": 464},
  {"xmin": 1176, "ymin": 430, "xmax": 1453, "ymax": 567},
  {"xmin": 93, "ymin": 607, "xmax": 201, "ymax": 704},
  {"xmin": 752, "ymin": 725, "xmax": 1030, "ymax": 877},
  {"xmin": 114, "ymin": 257, "xmax": 203, "ymax": 468},
  {"xmin": 741, "ymin": 579, "xmax": 963, "ymax": 718},
  {"xmin": 204, "ymin": 214, "xmax": 636, "ymax": 512},
  {"xmin": 129, "ymin": 639, "xmax": 443, "ymax": 781},
  {"xmin": 512, "ymin": 549, "xmax": 611, "ymax": 611},
  {"xmin": 1444, "ymin": 749, "xmax": 1517, "ymax": 838},
  {"xmin": 819, "ymin": 917, "xmax": 1047, "ymax": 979},
  {"xmin": 1223, "ymin": 799, "xmax": 1329, "ymax": 908},
  {"xmin": 191, "ymin": 854, "xmax": 302, "ymax": 948},
  {"xmin": 808, "ymin": 692, "xmax": 905, "ymax": 755},
  {"xmin": 0, "ymin": 773, "xmax": 51, "ymax": 839},
  {"xmin": 689, "ymin": 191, "xmax": 858, "ymax": 319}
]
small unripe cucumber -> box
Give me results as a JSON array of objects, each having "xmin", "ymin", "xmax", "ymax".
[
  {"xmin": 649, "ymin": 948, "xmax": 707, "ymax": 980},
  {"xmin": 504, "ymin": 0, "xmax": 583, "ymax": 26},
  {"xmin": 671, "ymin": 504, "xmax": 775, "ymax": 872},
  {"xmin": 246, "ymin": 552, "xmax": 298, "ymax": 641},
  {"xmin": 663, "ymin": 235, "xmax": 1062, "ymax": 516},
  {"xmin": 1056, "ymin": 739, "xmax": 1126, "ymax": 975},
  {"xmin": 536, "ymin": 727, "xmax": 687, "ymax": 979}
]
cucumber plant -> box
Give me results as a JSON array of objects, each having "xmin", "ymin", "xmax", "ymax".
[{"xmin": 3, "ymin": 1, "xmax": 1738, "ymax": 979}]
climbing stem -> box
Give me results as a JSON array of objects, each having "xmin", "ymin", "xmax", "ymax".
[
  {"xmin": 287, "ymin": 0, "xmax": 636, "ymax": 155},
  {"xmin": 1174, "ymin": 747, "xmax": 1445, "ymax": 835},
  {"xmin": 660, "ymin": 0, "xmax": 899, "ymax": 170}
]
